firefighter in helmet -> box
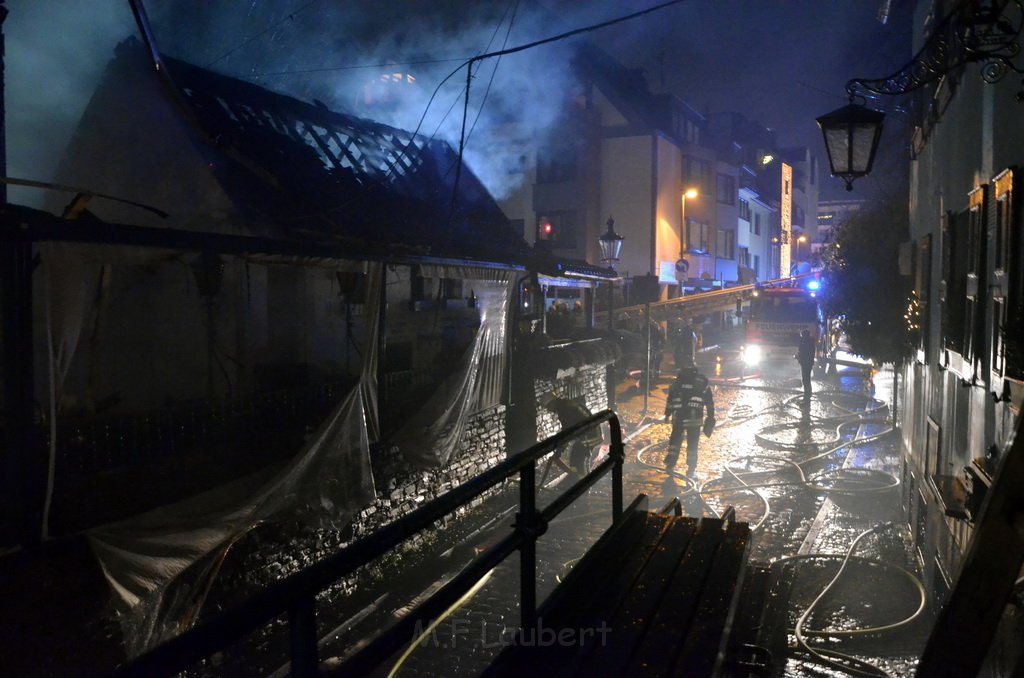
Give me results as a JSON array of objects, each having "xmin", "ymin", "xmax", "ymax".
[
  {"xmin": 664, "ymin": 366, "xmax": 716, "ymax": 478},
  {"xmin": 544, "ymin": 395, "xmax": 602, "ymax": 475}
]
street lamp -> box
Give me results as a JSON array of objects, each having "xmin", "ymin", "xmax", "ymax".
[
  {"xmin": 816, "ymin": 99, "xmax": 884, "ymax": 192},
  {"xmin": 598, "ymin": 216, "xmax": 624, "ymax": 410},
  {"xmin": 677, "ymin": 188, "xmax": 698, "ymax": 286},
  {"xmin": 598, "ymin": 216, "xmax": 624, "ymax": 330},
  {"xmin": 797, "ymin": 235, "xmax": 808, "ymax": 262},
  {"xmin": 817, "ymin": 1, "xmax": 1024, "ymax": 195}
]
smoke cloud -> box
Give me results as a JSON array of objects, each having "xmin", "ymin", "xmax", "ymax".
[
  {"xmin": 5, "ymin": 2, "xmax": 908, "ymax": 208},
  {"xmin": 6, "ymin": 1, "xmax": 135, "ymax": 207},
  {"xmin": 7, "ymin": 1, "xmax": 630, "ymax": 207},
  {"xmin": 145, "ymin": 0, "xmax": 600, "ymax": 201}
]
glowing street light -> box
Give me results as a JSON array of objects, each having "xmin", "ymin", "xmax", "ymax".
[
  {"xmin": 598, "ymin": 216, "xmax": 625, "ymax": 332},
  {"xmin": 598, "ymin": 216, "xmax": 624, "ymax": 266},
  {"xmin": 678, "ymin": 188, "xmax": 699, "ymax": 281}
]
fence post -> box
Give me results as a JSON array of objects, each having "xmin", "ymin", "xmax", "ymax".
[
  {"xmin": 610, "ymin": 415, "xmax": 624, "ymax": 521},
  {"xmin": 289, "ymin": 597, "xmax": 318, "ymax": 677},
  {"xmin": 643, "ymin": 301, "xmax": 652, "ymax": 413},
  {"xmin": 517, "ymin": 463, "xmax": 537, "ymax": 631}
]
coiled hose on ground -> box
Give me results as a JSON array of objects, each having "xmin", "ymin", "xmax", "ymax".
[{"xmin": 635, "ymin": 379, "xmax": 926, "ymax": 676}]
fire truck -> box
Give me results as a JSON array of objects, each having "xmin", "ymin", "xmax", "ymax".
[{"xmin": 739, "ymin": 279, "xmax": 832, "ymax": 366}]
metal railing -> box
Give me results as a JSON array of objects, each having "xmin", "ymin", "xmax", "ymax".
[
  {"xmin": 113, "ymin": 409, "xmax": 625, "ymax": 678},
  {"xmin": 598, "ymin": 272, "xmax": 817, "ymax": 326}
]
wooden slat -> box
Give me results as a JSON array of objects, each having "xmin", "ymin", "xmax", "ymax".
[
  {"xmin": 483, "ymin": 508, "xmax": 668, "ymax": 677},
  {"xmin": 672, "ymin": 521, "xmax": 750, "ymax": 676},
  {"xmin": 537, "ymin": 508, "xmax": 653, "ymax": 622},
  {"xmin": 623, "ymin": 518, "xmax": 727, "ymax": 677},
  {"xmin": 486, "ymin": 513, "xmax": 750, "ymax": 678},
  {"xmin": 571, "ymin": 516, "xmax": 702, "ymax": 677}
]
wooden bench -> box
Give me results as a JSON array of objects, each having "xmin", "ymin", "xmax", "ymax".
[{"xmin": 484, "ymin": 502, "xmax": 750, "ymax": 677}]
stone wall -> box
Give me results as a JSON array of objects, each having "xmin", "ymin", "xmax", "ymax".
[
  {"xmin": 534, "ymin": 365, "xmax": 610, "ymax": 441},
  {"xmin": 350, "ymin": 405, "xmax": 508, "ymax": 541}
]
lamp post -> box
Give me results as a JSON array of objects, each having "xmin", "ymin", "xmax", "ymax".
[
  {"xmin": 678, "ymin": 188, "xmax": 698, "ymax": 291},
  {"xmin": 598, "ymin": 216, "xmax": 624, "ymax": 330},
  {"xmin": 598, "ymin": 217, "xmax": 624, "ymax": 410},
  {"xmin": 816, "ymin": 100, "xmax": 885, "ymax": 192},
  {"xmin": 817, "ymin": 1, "xmax": 1024, "ymax": 193},
  {"xmin": 797, "ymin": 235, "xmax": 808, "ymax": 263}
]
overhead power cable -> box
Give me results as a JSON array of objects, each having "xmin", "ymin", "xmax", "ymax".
[
  {"xmin": 444, "ymin": 0, "xmax": 687, "ymax": 220},
  {"xmin": 464, "ymin": 0, "xmax": 520, "ymax": 151},
  {"xmin": 461, "ymin": 0, "xmax": 685, "ymax": 68},
  {"xmin": 206, "ymin": 0, "xmax": 320, "ymax": 68},
  {"xmin": 245, "ymin": 56, "xmax": 472, "ymax": 78}
]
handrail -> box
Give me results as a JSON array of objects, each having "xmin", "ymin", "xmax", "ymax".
[{"xmin": 113, "ymin": 409, "xmax": 625, "ymax": 678}]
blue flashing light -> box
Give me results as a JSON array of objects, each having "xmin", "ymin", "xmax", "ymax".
[{"xmin": 806, "ymin": 279, "xmax": 821, "ymax": 291}]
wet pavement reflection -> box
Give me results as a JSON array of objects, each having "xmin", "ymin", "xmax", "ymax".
[{"xmin": 322, "ymin": 347, "xmax": 925, "ymax": 677}]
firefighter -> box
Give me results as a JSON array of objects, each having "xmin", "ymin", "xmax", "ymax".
[
  {"xmin": 673, "ymin": 319, "xmax": 698, "ymax": 369},
  {"xmin": 796, "ymin": 328, "xmax": 816, "ymax": 398},
  {"xmin": 544, "ymin": 395, "xmax": 601, "ymax": 475},
  {"xmin": 664, "ymin": 366, "xmax": 716, "ymax": 478}
]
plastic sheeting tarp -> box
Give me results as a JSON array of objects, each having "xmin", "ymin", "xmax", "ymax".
[
  {"xmin": 87, "ymin": 262, "xmax": 382, "ymax": 657},
  {"xmin": 392, "ymin": 273, "xmax": 515, "ymax": 468}
]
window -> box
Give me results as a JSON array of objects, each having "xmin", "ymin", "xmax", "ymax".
[
  {"xmin": 442, "ymin": 277, "xmax": 463, "ymax": 300},
  {"xmin": 994, "ymin": 170, "xmax": 1013, "ymax": 273},
  {"xmin": 941, "ymin": 210, "xmax": 968, "ymax": 355},
  {"xmin": 685, "ymin": 219, "xmax": 711, "ymax": 253},
  {"xmin": 536, "ymin": 211, "xmax": 578, "ymax": 249},
  {"xmin": 536, "ymin": 147, "xmax": 578, "ymax": 183},
  {"xmin": 686, "ymin": 120, "xmax": 700, "ymax": 144},
  {"xmin": 963, "ymin": 186, "xmax": 986, "ymax": 365},
  {"xmin": 992, "ymin": 169, "xmax": 1016, "ymax": 376},
  {"xmin": 739, "ymin": 198, "xmax": 751, "ymax": 221},
  {"xmin": 683, "ymin": 157, "xmax": 714, "ymax": 195},
  {"xmin": 717, "ymin": 173, "xmax": 736, "ymax": 205},
  {"xmin": 738, "ymin": 246, "xmax": 750, "ymax": 267},
  {"xmin": 753, "ymin": 255, "xmax": 760, "ymax": 278},
  {"xmin": 753, "ymin": 212, "xmax": 762, "ymax": 236},
  {"xmin": 716, "ymin": 229, "xmax": 735, "ymax": 260},
  {"xmin": 916, "ymin": 235, "xmax": 932, "ymax": 360}
]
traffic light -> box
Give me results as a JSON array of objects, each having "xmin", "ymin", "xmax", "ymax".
[{"xmin": 538, "ymin": 219, "xmax": 556, "ymax": 241}]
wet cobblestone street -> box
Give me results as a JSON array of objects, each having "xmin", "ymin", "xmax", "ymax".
[{"xmin": 325, "ymin": 345, "xmax": 927, "ymax": 677}]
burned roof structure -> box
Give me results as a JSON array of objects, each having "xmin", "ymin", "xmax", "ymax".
[
  {"xmin": 165, "ymin": 56, "xmax": 531, "ymax": 261},
  {"xmin": 49, "ymin": 38, "xmax": 531, "ymax": 266}
]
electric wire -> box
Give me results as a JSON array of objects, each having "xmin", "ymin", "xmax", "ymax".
[
  {"xmin": 246, "ymin": 56, "xmax": 472, "ymax": 78},
  {"xmin": 463, "ymin": 0, "xmax": 520, "ymax": 149},
  {"xmin": 439, "ymin": 0, "xmax": 686, "ymax": 222},
  {"xmin": 206, "ymin": 1, "xmax": 321, "ymax": 68}
]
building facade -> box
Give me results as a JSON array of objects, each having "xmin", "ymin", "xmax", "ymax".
[
  {"xmin": 505, "ymin": 45, "xmax": 815, "ymax": 301},
  {"xmin": 892, "ymin": 1, "xmax": 1024, "ymax": 673}
]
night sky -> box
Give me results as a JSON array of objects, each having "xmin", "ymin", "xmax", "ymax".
[{"xmin": 6, "ymin": 1, "xmax": 912, "ymax": 208}]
